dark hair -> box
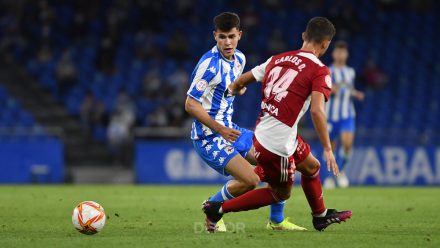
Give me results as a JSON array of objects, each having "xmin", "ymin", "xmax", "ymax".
[
  {"xmin": 304, "ymin": 17, "xmax": 336, "ymax": 43},
  {"xmin": 214, "ymin": 12, "xmax": 240, "ymax": 31},
  {"xmin": 334, "ymin": 40, "xmax": 348, "ymax": 50}
]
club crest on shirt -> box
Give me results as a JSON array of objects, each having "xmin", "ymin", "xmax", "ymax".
[
  {"xmin": 196, "ymin": 79, "xmax": 208, "ymax": 91},
  {"xmin": 224, "ymin": 145, "xmax": 234, "ymax": 155},
  {"xmin": 325, "ymin": 75, "xmax": 332, "ymax": 88}
]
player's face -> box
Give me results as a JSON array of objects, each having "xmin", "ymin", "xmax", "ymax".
[
  {"xmin": 214, "ymin": 28, "xmax": 242, "ymax": 60},
  {"xmin": 332, "ymin": 48, "xmax": 348, "ymax": 64}
]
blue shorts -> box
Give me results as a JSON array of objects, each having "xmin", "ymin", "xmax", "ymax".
[
  {"xmin": 192, "ymin": 124, "xmax": 253, "ymax": 176},
  {"xmin": 328, "ymin": 118, "xmax": 355, "ymax": 140}
]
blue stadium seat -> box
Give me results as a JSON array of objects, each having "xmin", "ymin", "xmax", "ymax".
[{"xmin": 2, "ymin": 0, "xmax": 438, "ymax": 145}]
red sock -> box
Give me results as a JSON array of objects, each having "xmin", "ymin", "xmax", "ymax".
[
  {"xmin": 222, "ymin": 188, "xmax": 278, "ymax": 213},
  {"xmin": 301, "ymin": 171, "xmax": 326, "ymax": 215}
]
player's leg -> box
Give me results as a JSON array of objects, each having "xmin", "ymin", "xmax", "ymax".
[
  {"xmin": 265, "ymin": 182, "xmax": 306, "ymax": 231},
  {"xmin": 194, "ymin": 134, "xmax": 259, "ymax": 232},
  {"xmin": 218, "ymin": 139, "xmax": 295, "ymax": 213},
  {"xmin": 243, "ymin": 145, "xmax": 292, "ymax": 227},
  {"xmin": 202, "ymin": 139, "xmax": 295, "ymax": 232},
  {"xmin": 205, "ymin": 153, "xmax": 259, "ymax": 202},
  {"xmin": 209, "ymin": 127, "xmax": 259, "ymax": 202},
  {"xmin": 336, "ymin": 118, "xmax": 355, "ymax": 187},
  {"xmin": 294, "ymin": 136, "xmax": 352, "ymax": 231},
  {"xmin": 224, "ymin": 154, "xmax": 260, "ymax": 189},
  {"xmin": 340, "ymin": 131, "xmax": 354, "ymax": 169},
  {"xmin": 294, "ymin": 136, "xmax": 327, "ymax": 216},
  {"xmin": 202, "ymin": 184, "xmax": 283, "ymax": 233},
  {"xmin": 245, "ymin": 150, "xmax": 301, "ymax": 230},
  {"xmin": 339, "ymin": 119, "xmax": 355, "ymax": 170},
  {"xmin": 203, "ymin": 182, "xmax": 293, "ymax": 233},
  {"xmin": 230, "ymin": 124, "xmax": 294, "ymax": 227},
  {"xmin": 297, "ymin": 153, "xmax": 352, "ymax": 231}
]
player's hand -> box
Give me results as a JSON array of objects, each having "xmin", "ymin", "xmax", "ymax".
[
  {"xmin": 218, "ymin": 126, "xmax": 241, "ymax": 143},
  {"xmin": 353, "ymin": 91, "xmax": 365, "ymax": 101},
  {"xmin": 237, "ymin": 86, "xmax": 247, "ymax": 96},
  {"xmin": 323, "ymin": 148, "xmax": 339, "ymax": 176},
  {"xmin": 225, "ymin": 84, "xmax": 246, "ymax": 97},
  {"xmin": 331, "ymin": 85, "xmax": 340, "ymax": 95}
]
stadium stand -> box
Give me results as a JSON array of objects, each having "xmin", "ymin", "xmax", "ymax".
[
  {"xmin": 0, "ymin": 85, "xmax": 36, "ymax": 130},
  {"xmin": 1, "ymin": 0, "xmax": 439, "ymax": 149}
]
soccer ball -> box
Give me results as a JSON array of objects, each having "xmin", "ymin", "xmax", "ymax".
[{"xmin": 72, "ymin": 201, "xmax": 106, "ymax": 235}]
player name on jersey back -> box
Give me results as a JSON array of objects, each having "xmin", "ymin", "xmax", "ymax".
[{"xmin": 274, "ymin": 55, "xmax": 307, "ymax": 71}]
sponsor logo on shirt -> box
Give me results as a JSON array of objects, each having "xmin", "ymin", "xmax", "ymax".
[
  {"xmin": 205, "ymin": 144, "xmax": 213, "ymax": 152},
  {"xmin": 212, "ymin": 151, "xmax": 219, "ymax": 158},
  {"xmin": 208, "ymin": 66, "xmax": 216, "ymax": 74},
  {"xmin": 219, "ymin": 157, "xmax": 225, "ymax": 165}
]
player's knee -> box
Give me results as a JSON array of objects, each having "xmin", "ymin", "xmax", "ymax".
[
  {"xmin": 244, "ymin": 174, "xmax": 260, "ymax": 189},
  {"xmin": 236, "ymin": 175, "xmax": 259, "ymax": 191},
  {"xmin": 298, "ymin": 160, "xmax": 320, "ymax": 176},
  {"xmin": 343, "ymin": 144, "xmax": 352, "ymax": 153},
  {"xmin": 242, "ymin": 183, "xmax": 256, "ymax": 192},
  {"xmin": 310, "ymin": 160, "xmax": 320, "ymax": 173},
  {"xmin": 276, "ymin": 190, "xmax": 291, "ymax": 201}
]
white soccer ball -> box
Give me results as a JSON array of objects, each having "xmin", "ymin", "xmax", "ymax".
[{"xmin": 72, "ymin": 201, "xmax": 106, "ymax": 235}]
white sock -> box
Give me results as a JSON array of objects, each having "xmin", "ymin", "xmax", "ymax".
[
  {"xmin": 219, "ymin": 207, "xmax": 223, "ymax": 214},
  {"xmin": 314, "ymin": 209, "xmax": 328, "ymax": 217}
]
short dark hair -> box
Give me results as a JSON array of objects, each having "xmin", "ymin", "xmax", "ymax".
[
  {"xmin": 304, "ymin": 17, "xmax": 336, "ymax": 43},
  {"xmin": 334, "ymin": 40, "xmax": 348, "ymax": 50},
  {"xmin": 214, "ymin": 12, "xmax": 240, "ymax": 31}
]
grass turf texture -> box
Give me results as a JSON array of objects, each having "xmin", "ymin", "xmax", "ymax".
[{"xmin": 0, "ymin": 186, "xmax": 438, "ymax": 248}]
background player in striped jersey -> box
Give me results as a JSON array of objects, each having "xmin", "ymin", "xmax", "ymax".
[
  {"xmin": 185, "ymin": 12, "xmax": 304, "ymax": 231},
  {"xmin": 324, "ymin": 41, "xmax": 364, "ymax": 188}
]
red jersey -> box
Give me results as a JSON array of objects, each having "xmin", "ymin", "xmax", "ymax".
[{"xmin": 251, "ymin": 50, "xmax": 332, "ymax": 157}]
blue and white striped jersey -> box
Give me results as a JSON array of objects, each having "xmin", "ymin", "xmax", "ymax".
[
  {"xmin": 326, "ymin": 65, "xmax": 356, "ymax": 121},
  {"xmin": 187, "ymin": 46, "xmax": 246, "ymax": 140}
]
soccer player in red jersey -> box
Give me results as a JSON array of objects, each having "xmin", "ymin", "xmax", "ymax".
[{"xmin": 203, "ymin": 17, "xmax": 352, "ymax": 232}]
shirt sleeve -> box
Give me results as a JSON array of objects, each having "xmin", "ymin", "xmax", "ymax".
[
  {"xmin": 251, "ymin": 57, "xmax": 272, "ymax": 82},
  {"xmin": 186, "ymin": 57, "xmax": 217, "ymax": 102},
  {"xmin": 312, "ymin": 66, "xmax": 332, "ymax": 102}
]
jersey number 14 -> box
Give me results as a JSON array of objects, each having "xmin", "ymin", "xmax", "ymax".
[{"xmin": 264, "ymin": 66, "xmax": 298, "ymax": 102}]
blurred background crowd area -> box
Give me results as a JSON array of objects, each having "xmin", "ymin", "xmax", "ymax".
[{"xmin": 0, "ymin": 0, "xmax": 439, "ymax": 147}]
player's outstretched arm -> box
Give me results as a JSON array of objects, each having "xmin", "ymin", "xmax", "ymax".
[
  {"xmin": 310, "ymin": 91, "xmax": 339, "ymax": 176},
  {"xmin": 227, "ymin": 71, "xmax": 256, "ymax": 96},
  {"xmin": 331, "ymin": 84, "xmax": 340, "ymax": 95},
  {"xmin": 351, "ymin": 89, "xmax": 365, "ymax": 101},
  {"xmin": 185, "ymin": 96, "xmax": 240, "ymax": 143}
]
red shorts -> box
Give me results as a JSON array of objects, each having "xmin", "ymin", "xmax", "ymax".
[{"xmin": 253, "ymin": 135, "xmax": 311, "ymax": 187}]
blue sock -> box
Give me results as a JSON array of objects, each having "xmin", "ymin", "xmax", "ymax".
[
  {"xmin": 209, "ymin": 181, "xmax": 234, "ymax": 202},
  {"xmin": 270, "ymin": 201, "xmax": 286, "ymax": 224}
]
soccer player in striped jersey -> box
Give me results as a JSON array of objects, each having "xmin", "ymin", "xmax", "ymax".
[
  {"xmin": 324, "ymin": 41, "xmax": 364, "ymax": 188},
  {"xmin": 185, "ymin": 12, "xmax": 305, "ymax": 232}
]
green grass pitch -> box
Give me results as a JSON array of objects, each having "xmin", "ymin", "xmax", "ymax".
[{"xmin": 0, "ymin": 186, "xmax": 438, "ymax": 248}]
